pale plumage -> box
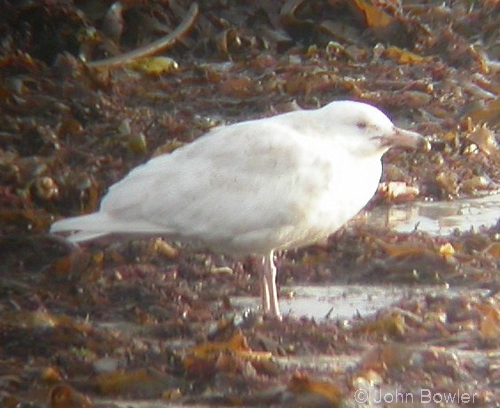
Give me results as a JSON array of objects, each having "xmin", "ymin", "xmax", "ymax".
[{"xmin": 51, "ymin": 100, "xmax": 428, "ymax": 318}]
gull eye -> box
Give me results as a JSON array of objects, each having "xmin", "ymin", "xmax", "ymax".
[{"xmin": 356, "ymin": 121, "xmax": 368, "ymax": 130}]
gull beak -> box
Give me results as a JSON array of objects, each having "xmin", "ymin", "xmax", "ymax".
[{"xmin": 386, "ymin": 127, "xmax": 431, "ymax": 152}]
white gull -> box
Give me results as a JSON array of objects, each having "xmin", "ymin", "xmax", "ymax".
[{"xmin": 51, "ymin": 100, "xmax": 428, "ymax": 319}]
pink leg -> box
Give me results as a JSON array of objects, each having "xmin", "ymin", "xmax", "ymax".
[
  {"xmin": 252, "ymin": 252, "xmax": 281, "ymax": 319},
  {"xmin": 259, "ymin": 257, "xmax": 271, "ymax": 314}
]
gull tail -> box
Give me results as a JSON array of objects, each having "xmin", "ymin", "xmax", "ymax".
[
  {"xmin": 50, "ymin": 212, "xmax": 175, "ymax": 244},
  {"xmin": 50, "ymin": 213, "xmax": 115, "ymax": 243}
]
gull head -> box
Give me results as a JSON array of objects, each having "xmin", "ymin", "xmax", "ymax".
[{"xmin": 319, "ymin": 101, "xmax": 430, "ymax": 157}]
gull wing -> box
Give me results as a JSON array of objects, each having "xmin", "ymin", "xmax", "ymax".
[{"xmin": 101, "ymin": 116, "xmax": 341, "ymax": 254}]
